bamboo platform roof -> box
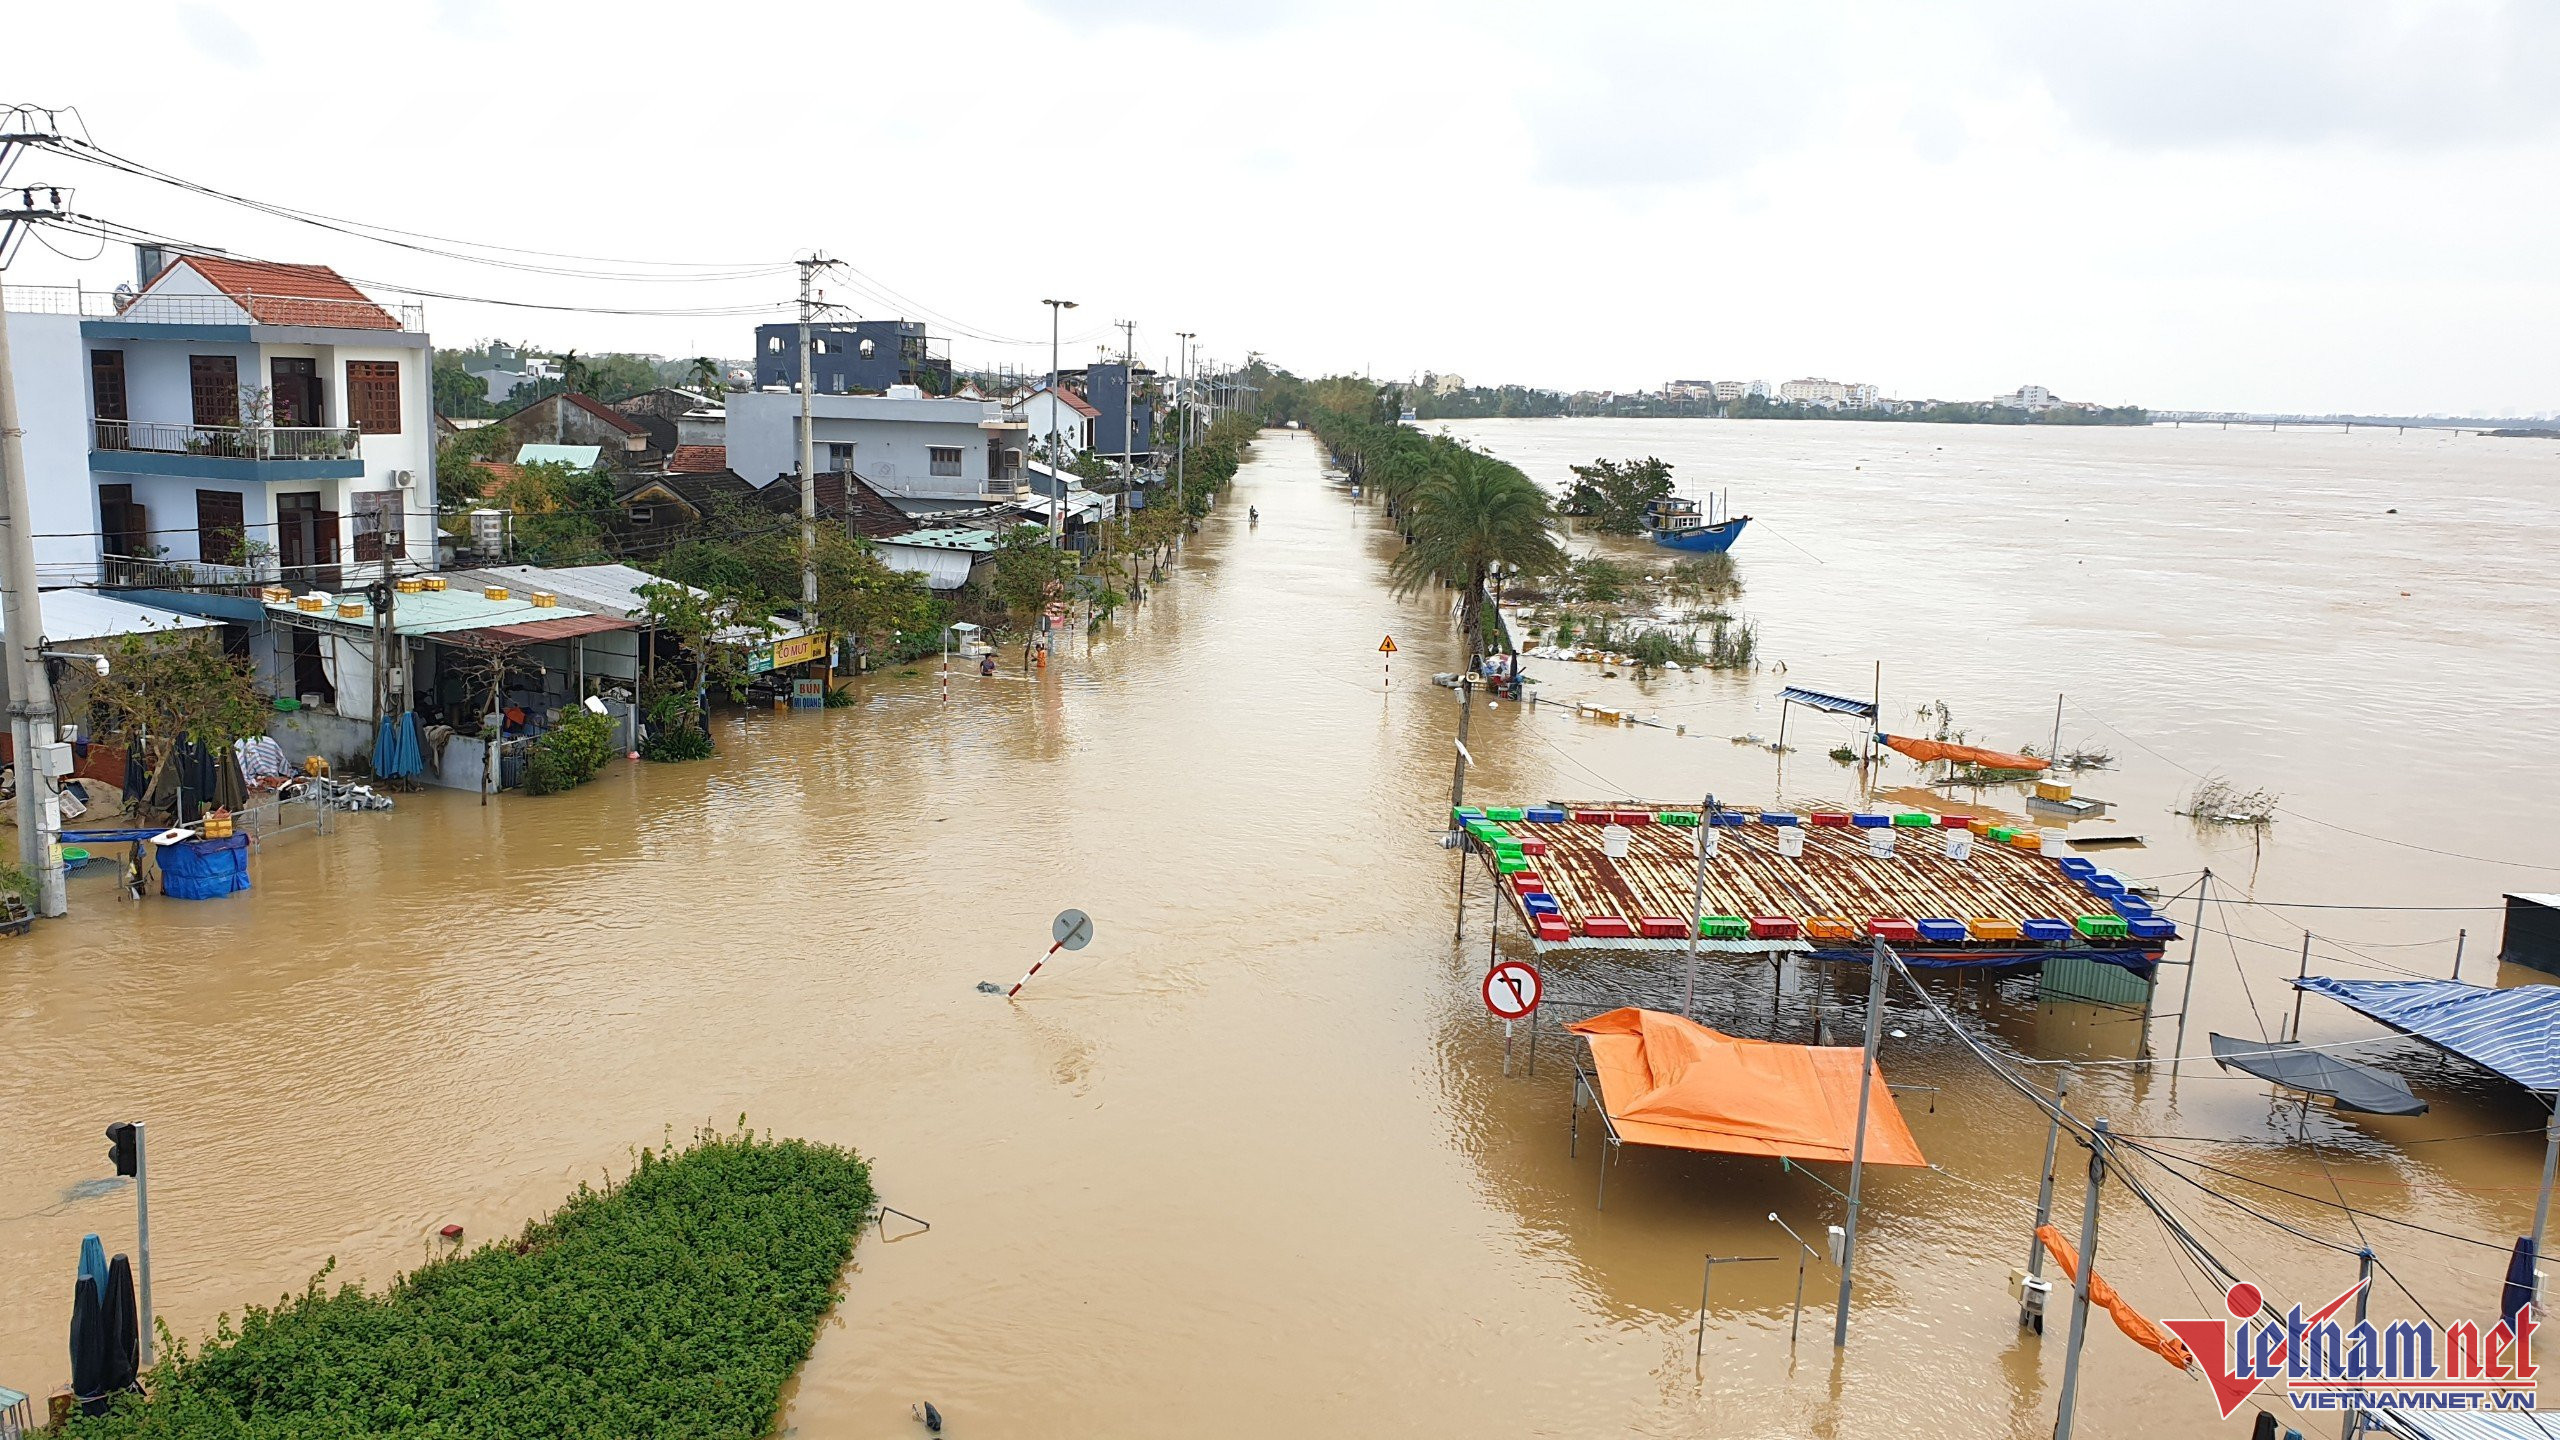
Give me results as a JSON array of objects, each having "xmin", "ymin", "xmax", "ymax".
[{"xmin": 1461, "ymin": 801, "xmax": 2176, "ymax": 962}]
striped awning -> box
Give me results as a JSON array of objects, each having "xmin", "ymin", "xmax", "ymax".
[
  {"xmin": 2294, "ymin": 976, "xmax": 2560, "ymax": 1093},
  {"xmin": 1779, "ymin": 686, "xmax": 1875, "ymax": 719}
]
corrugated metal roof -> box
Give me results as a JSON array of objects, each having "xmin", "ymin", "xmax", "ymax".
[
  {"xmin": 887, "ymin": 528, "xmax": 1000, "ymax": 553},
  {"xmin": 1780, "ymin": 686, "xmax": 1876, "ymax": 718},
  {"xmin": 479, "ymin": 614, "xmax": 635, "ymax": 644},
  {"xmin": 11, "ymin": 592, "xmax": 213, "ymax": 643},
  {"xmin": 1482, "ymin": 804, "xmax": 2135, "ymax": 954},
  {"xmin": 263, "ymin": 587, "xmax": 605, "ymax": 639},
  {"xmin": 2370, "ymin": 1409, "xmax": 2560, "ymax": 1440},
  {"xmin": 2293, "ymin": 977, "xmax": 2560, "ymax": 1092}
]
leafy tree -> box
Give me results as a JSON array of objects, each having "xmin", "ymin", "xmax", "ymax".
[
  {"xmin": 686, "ymin": 356, "xmax": 725, "ymax": 394},
  {"xmin": 1563, "ymin": 456, "xmax": 1677, "ymax": 534},
  {"xmin": 434, "ymin": 422, "xmax": 515, "ymax": 505},
  {"xmin": 984, "ymin": 524, "xmax": 1080, "ymax": 637},
  {"xmin": 486, "ymin": 459, "xmax": 616, "ymax": 564},
  {"xmin": 86, "ymin": 633, "xmax": 269, "ymax": 759},
  {"xmin": 432, "ymin": 352, "xmax": 498, "ymax": 419}
]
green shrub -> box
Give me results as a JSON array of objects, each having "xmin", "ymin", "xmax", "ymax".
[
  {"xmin": 639, "ymin": 694, "xmax": 713, "ymax": 762},
  {"xmin": 68, "ymin": 1128, "xmax": 876, "ymax": 1440},
  {"xmin": 820, "ymin": 684, "xmax": 855, "ymax": 708},
  {"xmin": 523, "ymin": 710, "xmax": 618, "ymax": 794}
]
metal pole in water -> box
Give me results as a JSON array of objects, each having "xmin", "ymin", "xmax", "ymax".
[
  {"xmin": 2344, "ymin": 1249, "xmax": 2374, "ymax": 1440},
  {"xmin": 1684, "ymin": 791, "xmax": 1711, "ymax": 1017},
  {"xmin": 2289, "ymin": 933, "xmax": 2313, "ymax": 1041},
  {"xmin": 2530, "ymin": 1111, "xmax": 2559, "ymax": 1300},
  {"xmin": 2051, "ymin": 1119, "xmax": 2110, "ymax": 1440},
  {"xmin": 2049, "ymin": 692, "xmax": 2063, "ymax": 766},
  {"xmin": 2452, "ymin": 928, "xmax": 2466, "ymax": 982},
  {"xmin": 2022, "ymin": 1068, "xmax": 2071, "ymax": 1330},
  {"xmin": 134, "ymin": 1123, "xmax": 154, "ymax": 1368},
  {"xmin": 1832, "ymin": 936, "xmax": 1892, "ymax": 1348},
  {"xmin": 2171, "ymin": 869, "xmax": 2211, "ymax": 1065}
]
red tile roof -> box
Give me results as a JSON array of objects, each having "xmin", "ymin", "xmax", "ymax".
[
  {"xmin": 561, "ymin": 391, "xmax": 649, "ymax": 436},
  {"xmin": 170, "ymin": 256, "xmax": 401, "ymax": 330},
  {"xmin": 668, "ymin": 444, "xmax": 728, "ymax": 473}
]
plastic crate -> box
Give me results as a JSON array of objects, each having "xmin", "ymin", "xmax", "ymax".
[
  {"xmin": 2129, "ymin": 917, "xmax": 2179, "ymax": 941},
  {"xmin": 2057, "ymin": 856, "xmax": 2098, "ymax": 879},
  {"xmin": 1612, "ymin": 810, "xmax": 1653, "ymax": 826},
  {"xmin": 1523, "ymin": 894, "xmax": 1562, "ymax": 915},
  {"xmin": 1700, "ymin": 915, "xmax": 1750, "ymax": 940},
  {"xmin": 1986, "ymin": 826, "xmax": 2016, "ymax": 842},
  {"xmin": 1967, "ymin": 917, "xmax": 2024, "ymax": 941},
  {"xmin": 1760, "ymin": 812, "xmax": 1800, "ymax": 827},
  {"xmin": 1581, "ymin": 916, "xmax": 1636, "ymax": 939},
  {"xmin": 1517, "ymin": 837, "xmax": 1548, "ymax": 857},
  {"xmin": 1656, "ymin": 811, "xmax": 1699, "ymax": 827},
  {"xmin": 1708, "ymin": 812, "xmax": 1748, "ymax": 828},
  {"xmin": 1454, "ymin": 807, "xmax": 1485, "ymax": 824},
  {"xmin": 1572, "ymin": 809, "xmax": 1613, "ymax": 825},
  {"xmin": 1867, "ymin": 917, "xmax": 1920, "ymax": 943},
  {"xmin": 1916, "ymin": 919, "xmax": 1969, "ymax": 943},
  {"xmin": 2022, "ymin": 918, "xmax": 2073, "ymax": 942},
  {"xmin": 1938, "ymin": 815, "xmax": 1976, "ymax": 831},
  {"xmin": 2083, "ymin": 875, "xmax": 2126, "ymax": 896},
  {"xmin": 1509, "ymin": 872, "xmax": 1546, "ymax": 893},
  {"xmin": 1525, "ymin": 806, "xmax": 1568, "ymax": 824},
  {"xmin": 2007, "ymin": 831, "xmax": 2044, "ymax": 851},
  {"xmin": 1496, "ymin": 855, "xmax": 1529, "ymax": 875},
  {"xmin": 1749, "ymin": 916, "xmax": 1801, "ymax": 940},
  {"xmin": 1635, "ymin": 915, "xmax": 1685, "ymax": 938},
  {"xmin": 2074, "ymin": 914, "xmax": 2129, "ymax": 939},
  {"xmin": 1485, "ymin": 806, "xmax": 1526, "ymax": 823},
  {"xmin": 1808, "ymin": 812, "xmax": 1854, "ymax": 828},
  {"xmin": 1803, "ymin": 916, "xmax": 1858, "ymax": 941},
  {"xmin": 1852, "ymin": 813, "xmax": 1892, "ymax": 829},
  {"xmin": 2110, "ymin": 895, "xmax": 2155, "ymax": 919},
  {"xmin": 1535, "ymin": 916, "xmax": 1573, "ymax": 943},
  {"xmin": 1892, "ymin": 813, "xmax": 1936, "ymax": 828}
]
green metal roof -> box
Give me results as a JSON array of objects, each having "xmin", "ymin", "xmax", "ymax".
[
  {"xmin": 883, "ymin": 528, "xmax": 999, "ymax": 553},
  {"xmin": 263, "ymin": 587, "xmax": 601, "ymax": 638}
]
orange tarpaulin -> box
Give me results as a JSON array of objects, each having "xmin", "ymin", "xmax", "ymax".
[
  {"xmin": 1566, "ymin": 1008, "xmax": 1928, "ymax": 1166},
  {"xmin": 2034, "ymin": 1223, "xmax": 2197, "ymax": 1371},
  {"xmin": 1878, "ymin": 734, "xmax": 2051, "ymax": 772}
]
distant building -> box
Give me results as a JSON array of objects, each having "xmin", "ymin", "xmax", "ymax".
[
  {"xmin": 1064, "ymin": 360, "xmax": 1154, "ymax": 461},
  {"xmin": 1713, "ymin": 380, "xmax": 1750, "ymax": 404},
  {"xmin": 751, "ymin": 319, "xmax": 951, "ymax": 396},
  {"xmin": 1845, "ymin": 382, "xmax": 1881, "ymax": 408},
  {"xmin": 495, "ymin": 391, "xmax": 656, "ymax": 468},
  {"xmin": 1995, "ymin": 384, "xmax": 2058, "ymax": 412},
  {"xmin": 1017, "ymin": 383, "xmax": 1099, "ymax": 460},
  {"xmin": 1778, "ymin": 377, "xmax": 1852, "ymax": 408},
  {"xmin": 725, "ymin": 385, "xmax": 1030, "ymax": 514},
  {"xmin": 1429, "ymin": 372, "xmax": 1466, "ymax": 396},
  {"xmin": 1665, "ymin": 379, "xmax": 1717, "ymax": 401}
]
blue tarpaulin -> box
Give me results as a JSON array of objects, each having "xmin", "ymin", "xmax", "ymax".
[
  {"xmin": 373, "ymin": 712, "xmax": 422, "ymax": 779},
  {"xmin": 2293, "ymin": 976, "xmax": 2560, "ymax": 1092},
  {"xmin": 158, "ymin": 835, "xmax": 249, "ymax": 901}
]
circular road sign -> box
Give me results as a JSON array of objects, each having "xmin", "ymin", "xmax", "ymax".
[
  {"xmin": 1052, "ymin": 908, "xmax": 1095, "ymax": 951},
  {"xmin": 1483, "ymin": 961, "xmax": 1543, "ymax": 1021}
]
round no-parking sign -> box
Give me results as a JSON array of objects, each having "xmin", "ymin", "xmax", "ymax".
[{"xmin": 1483, "ymin": 961, "xmax": 1543, "ymax": 1021}]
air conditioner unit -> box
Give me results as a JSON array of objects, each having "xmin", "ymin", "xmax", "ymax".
[{"xmin": 391, "ymin": 469, "xmax": 416, "ymax": 489}]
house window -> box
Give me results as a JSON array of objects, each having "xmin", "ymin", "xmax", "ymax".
[
  {"xmin": 190, "ymin": 355, "xmax": 240, "ymax": 428},
  {"xmin": 91, "ymin": 350, "xmax": 127, "ymax": 422},
  {"xmin": 767, "ymin": 336, "xmax": 783, "ymax": 354},
  {"xmin": 195, "ymin": 489, "xmax": 245, "ymax": 566},
  {"xmin": 346, "ymin": 361, "xmax": 401, "ymax": 434},
  {"xmin": 827, "ymin": 443, "xmax": 856, "ymax": 473},
  {"xmin": 627, "ymin": 505, "xmax": 654, "ymax": 527},
  {"xmin": 928, "ymin": 445, "xmax": 963, "ymax": 477},
  {"xmin": 351, "ymin": 490, "xmax": 405, "ymax": 562},
  {"xmin": 859, "ymin": 338, "xmax": 876, "ymax": 359}
]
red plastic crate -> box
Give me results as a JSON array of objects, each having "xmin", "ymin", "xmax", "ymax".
[
  {"xmin": 1571, "ymin": 809, "xmax": 1613, "ymax": 825},
  {"xmin": 1534, "ymin": 916, "xmax": 1572, "ymax": 942},
  {"xmin": 1510, "ymin": 873, "xmax": 1546, "ymax": 894},
  {"xmin": 1938, "ymin": 815, "xmax": 1975, "ymax": 831},
  {"xmin": 1581, "ymin": 916, "xmax": 1636, "ymax": 939},
  {"xmin": 1638, "ymin": 915, "xmax": 1687, "ymax": 939},
  {"xmin": 1517, "ymin": 837, "xmax": 1547, "ymax": 856},
  {"xmin": 1612, "ymin": 810, "xmax": 1653, "ymax": 826},
  {"xmin": 1867, "ymin": 917, "xmax": 1920, "ymax": 943},
  {"xmin": 1808, "ymin": 812, "xmax": 1854, "ymax": 827},
  {"xmin": 1749, "ymin": 916, "xmax": 1801, "ymax": 940}
]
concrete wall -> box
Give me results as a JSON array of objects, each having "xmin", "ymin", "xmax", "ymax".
[
  {"xmin": 753, "ymin": 320, "xmax": 946, "ymax": 394},
  {"xmin": 1083, "ymin": 363, "xmax": 1150, "ymax": 458},
  {"xmin": 2, "ymin": 310, "xmax": 105, "ymax": 583}
]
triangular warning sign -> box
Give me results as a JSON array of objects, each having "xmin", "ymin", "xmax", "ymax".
[{"xmin": 1379, "ymin": 635, "xmax": 1398, "ymax": 653}]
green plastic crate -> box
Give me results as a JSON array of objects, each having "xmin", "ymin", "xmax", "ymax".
[
  {"xmin": 1454, "ymin": 807, "xmax": 1484, "ymax": 823},
  {"xmin": 1987, "ymin": 826, "xmax": 2016, "ymax": 842},
  {"xmin": 1892, "ymin": 812, "xmax": 1934, "ymax": 828},
  {"xmin": 2073, "ymin": 914, "xmax": 2129, "ymax": 939},
  {"xmin": 1496, "ymin": 855, "xmax": 1529, "ymax": 874},
  {"xmin": 1699, "ymin": 915, "xmax": 1749, "ymax": 940},
  {"xmin": 1657, "ymin": 811, "xmax": 1700, "ymax": 827},
  {"xmin": 1485, "ymin": 806, "xmax": 1526, "ymax": 823}
]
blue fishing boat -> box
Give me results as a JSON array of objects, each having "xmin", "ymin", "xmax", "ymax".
[{"xmin": 1645, "ymin": 495, "xmax": 1750, "ymax": 554}]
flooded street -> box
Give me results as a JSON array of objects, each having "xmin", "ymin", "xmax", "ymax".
[{"xmin": 4, "ymin": 424, "xmax": 2557, "ymax": 1436}]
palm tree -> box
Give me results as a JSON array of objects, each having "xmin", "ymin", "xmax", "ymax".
[
  {"xmin": 1388, "ymin": 447, "xmax": 1564, "ymax": 671},
  {"xmin": 557, "ymin": 350, "xmax": 592, "ymax": 394},
  {"xmin": 686, "ymin": 356, "xmax": 724, "ymax": 394}
]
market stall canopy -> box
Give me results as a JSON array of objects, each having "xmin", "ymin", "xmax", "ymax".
[
  {"xmin": 1778, "ymin": 685, "xmax": 1876, "ymax": 719},
  {"xmin": 261, "ymin": 588, "xmax": 635, "ymax": 641},
  {"xmin": 2207, "ymin": 1033, "xmax": 2428, "ymax": 1115},
  {"xmin": 447, "ymin": 565, "xmax": 812, "ymax": 648},
  {"xmin": 2293, "ymin": 976, "xmax": 2560, "ymax": 1093},
  {"xmin": 1566, "ymin": 1008, "xmax": 1927, "ymax": 1166},
  {"xmin": 1878, "ymin": 734, "xmax": 2050, "ymax": 772}
]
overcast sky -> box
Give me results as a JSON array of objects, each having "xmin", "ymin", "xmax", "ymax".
[{"xmin": 10, "ymin": 1, "xmax": 2556, "ymax": 414}]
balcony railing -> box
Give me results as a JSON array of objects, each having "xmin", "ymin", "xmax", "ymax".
[
  {"xmin": 95, "ymin": 419, "xmax": 362, "ymax": 462},
  {"xmin": 2, "ymin": 283, "xmax": 424, "ymax": 331}
]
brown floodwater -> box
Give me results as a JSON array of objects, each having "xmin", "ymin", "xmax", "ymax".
[{"xmin": 3, "ymin": 424, "xmax": 2555, "ymax": 1435}]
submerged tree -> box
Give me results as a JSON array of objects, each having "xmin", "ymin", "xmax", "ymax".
[{"xmin": 1389, "ymin": 449, "xmax": 1566, "ymax": 669}]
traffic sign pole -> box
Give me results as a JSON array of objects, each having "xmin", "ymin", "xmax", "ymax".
[
  {"xmin": 1007, "ymin": 909, "xmax": 1095, "ymax": 998},
  {"xmin": 1379, "ymin": 634, "xmax": 1396, "ymax": 689}
]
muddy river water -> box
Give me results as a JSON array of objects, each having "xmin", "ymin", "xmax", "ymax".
[{"xmin": 3, "ymin": 423, "xmax": 2556, "ymax": 1435}]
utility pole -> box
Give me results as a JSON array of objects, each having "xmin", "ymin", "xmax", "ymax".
[
  {"xmin": 2021, "ymin": 1067, "xmax": 2071, "ymax": 1329},
  {"xmin": 1172, "ymin": 332, "xmax": 1194, "ymax": 532},
  {"xmin": 795, "ymin": 256, "xmax": 822, "ymax": 619},
  {"xmin": 1683, "ymin": 792, "xmax": 1712, "ymax": 1017},
  {"xmin": 1041, "ymin": 299, "xmax": 1078, "ymax": 547},
  {"xmin": 1833, "ymin": 936, "xmax": 1893, "ymax": 1347},
  {"xmin": 1115, "ymin": 318, "xmax": 1136, "ymax": 486},
  {"xmin": 0, "ymin": 264, "xmax": 68, "ymax": 917},
  {"xmin": 2051, "ymin": 1120, "xmax": 2111, "ymax": 1440},
  {"xmin": 2170, "ymin": 869, "xmax": 2210, "ymax": 1063}
]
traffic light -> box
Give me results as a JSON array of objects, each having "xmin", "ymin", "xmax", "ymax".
[{"xmin": 106, "ymin": 1122, "xmax": 137, "ymax": 1178}]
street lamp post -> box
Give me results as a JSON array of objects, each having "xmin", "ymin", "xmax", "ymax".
[{"xmin": 1042, "ymin": 298, "xmax": 1077, "ymax": 547}]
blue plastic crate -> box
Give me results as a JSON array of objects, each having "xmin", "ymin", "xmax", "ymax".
[
  {"xmin": 2022, "ymin": 918, "xmax": 2073, "ymax": 942},
  {"xmin": 1760, "ymin": 812, "xmax": 1800, "ymax": 827},
  {"xmin": 2129, "ymin": 917, "xmax": 2179, "ymax": 941},
  {"xmin": 2111, "ymin": 895, "xmax": 2156, "ymax": 919},
  {"xmin": 1524, "ymin": 806, "xmax": 1568, "ymax": 824},
  {"xmin": 2083, "ymin": 876, "xmax": 2127, "ymax": 897},
  {"xmin": 1916, "ymin": 919, "xmax": 1969, "ymax": 943},
  {"xmin": 1851, "ymin": 813, "xmax": 1892, "ymax": 828},
  {"xmin": 2057, "ymin": 856, "xmax": 2098, "ymax": 879},
  {"xmin": 1523, "ymin": 894, "xmax": 1562, "ymax": 915},
  {"xmin": 1708, "ymin": 812, "xmax": 1748, "ymax": 828}
]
